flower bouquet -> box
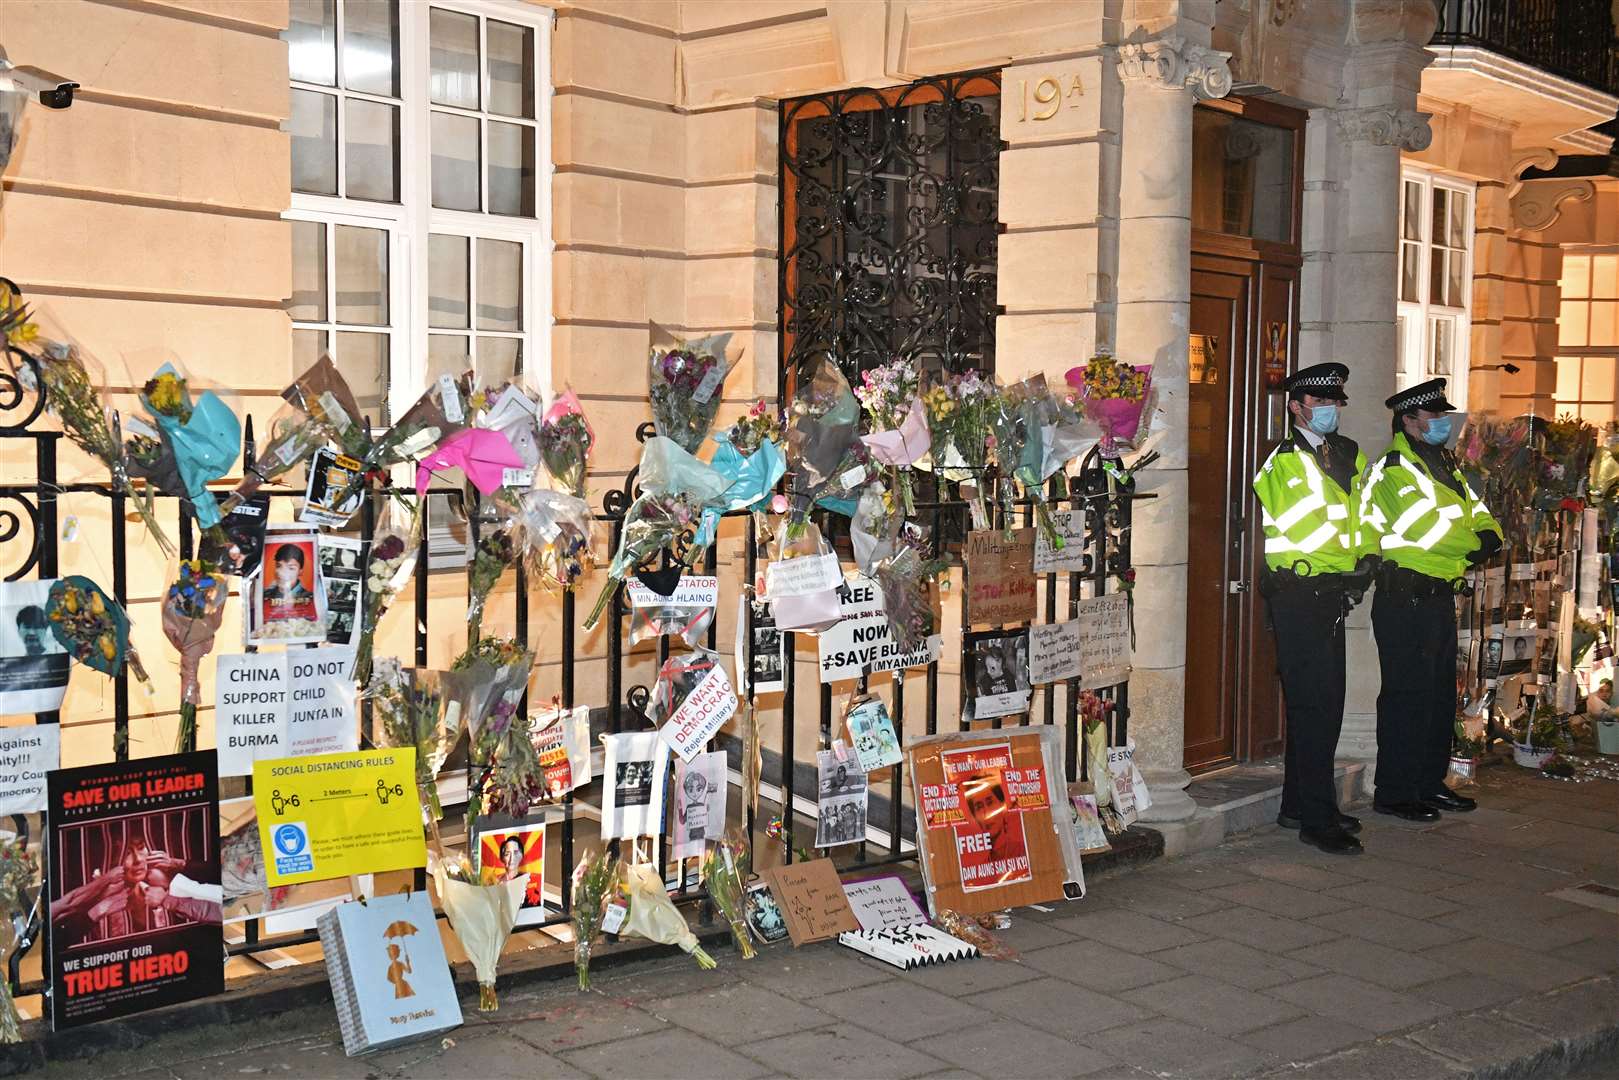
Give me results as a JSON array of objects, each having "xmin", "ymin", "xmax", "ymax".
[
  {"xmin": 539, "ymin": 389, "xmax": 594, "ymax": 499},
  {"xmin": 162, "ymin": 558, "xmax": 228, "ymax": 753},
  {"xmin": 446, "ymin": 637, "xmax": 538, "ymax": 833},
  {"xmin": 354, "ymin": 514, "xmax": 422, "ymax": 688},
  {"xmin": 583, "ymin": 490, "xmax": 705, "ymax": 630},
  {"xmin": 925, "ymin": 369, "xmax": 998, "ymax": 525},
  {"xmin": 851, "ymin": 486, "xmax": 903, "ymax": 574},
  {"xmin": 620, "ymin": 859, "xmax": 716, "ymax": 970},
  {"xmin": 990, "ymin": 376, "xmax": 1066, "ymax": 547},
  {"xmin": 138, "ymin": 366, "xmax": 241, "ymax": 530},
  {"xmin": 27, "ymin": 337, "xmax": 174, "ymax": 556},
  {"xmin": 477, "ymin": 381, "xmax": 542, "ymax": 471},
  {"xmin": 571, "ymin": 848, "xmax": 620, "ymax": 990},
  {"xmin": 0, "ymin": 836, "xmax": 36, "ymax": 1043},
  {"xmin": 699, "ymin": 831, "xmax": 754, "ymax": 960},
  {"xmin": 466, "ymin": 527, "xmax": 516, "ymax": 641},
  {"xmin": 631, "ymin": 437, "xmax": 729, "ymax": 571},
  {"xmin": 48, "ymin": 576, "xmax": 148, "ymax": 685},
  {"xmin": 282, "ymin": 353, "xmax": 371, "ymax": 458},
  {"xmin": 813, "ymin": 440, "xmax": 873, "ymax": 519},
  {"xmin": 431, "ymin": 853, "xmax": 526, "ymax": 1011},
  {"xmin": 784, "ymin": 354, "xmax": 861, "ymax": 540},
  {"xmin": 650, "ymin": 328, "xmax": 736, "ymax": 454},
  {"xmin": 695, "ymin": 402, "xmax": 786, "ymax": 556},
  {"xmin": 511, "ymin": 487, "xmax": 594, "ymax": 589},
  {"xmin": 1067, "ymin": 354, "xmax": 1153, "ymax": 460},
  {"xmin": 217, "ymin": 398, "xmax": 328, "ymax": 515},
  {"xmin": 874, "ymin": 545, "xmax": 943, "ymax": 654},
  {"xmin": 372, "ymin": 660, "xmax": 452, "ymax": 835},
  {"xmin": 855, "ymin": 359, "xmax": 930, "ymax": 516}
]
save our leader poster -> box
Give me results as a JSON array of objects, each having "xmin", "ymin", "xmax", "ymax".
[{"xmin": 46, "ymin": 750, "xmax": 224, "ymax": 1030}]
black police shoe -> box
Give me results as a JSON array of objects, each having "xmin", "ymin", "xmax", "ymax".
[
  {"xmin": 1373, "ymin": 800, "xmax": 1441, "ymax": 822},
  {"xmin": 1422, "ymin": 789, "xmax": 1477, "ymax": 813},
  {"xmin": 1299, "ymin": 824, "xmax": 1363, "ymax": 855},
  {"xmin": 1276, "ymin": 812, "xmax": 1363, "ymax": 834}
]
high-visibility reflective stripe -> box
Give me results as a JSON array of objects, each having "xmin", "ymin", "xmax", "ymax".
[{"xmin": 1370, "ymin": 450, "xmax": 1470, "ymax": 552}]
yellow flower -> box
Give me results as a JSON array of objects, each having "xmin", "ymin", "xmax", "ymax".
[{"xmin": 99, "ymin": 635, "xmax": 117, "ymax": 662}]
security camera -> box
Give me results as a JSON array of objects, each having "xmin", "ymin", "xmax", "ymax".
[{"xmin": 0, "ymin": 61, "xmax": 78, "ymax": 109}]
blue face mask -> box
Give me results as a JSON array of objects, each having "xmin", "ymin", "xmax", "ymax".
[
  {"xmin": 1304, "ymin": 404, "xmax": 1339, "ymax": 436},
  {"xmin": 1420, "ymin": 416, "xmax": 1453, "ymax": 446}
]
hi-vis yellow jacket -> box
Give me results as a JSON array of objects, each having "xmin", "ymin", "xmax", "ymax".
[
  {"xmin": 1253, "ymin": 436, "xmax": 1365, "ymax": 576},
  {"xmin": 1359, "ymin": 432, "xmax": 1502, "ymax": 582}
]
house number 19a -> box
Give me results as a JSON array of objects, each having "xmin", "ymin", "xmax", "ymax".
[{"xmin": 1018, "ymin": 74, "xmax": 1084, "ymax": 121}]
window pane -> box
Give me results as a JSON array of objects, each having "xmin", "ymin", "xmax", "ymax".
[
  {"xmin": 430, "ymin": 7, "xmax": 480, "ymax": 109},
  {"xmin": 476, "ymin": 238, "xmax": 522, "ymax": 331},
  {"xmin": 288, "ymin": 0, "xmax": 336, "ymax": 86},
  {"xmin": 1430, "ymin": 316, "xmax": 1453, "ymax": 376},
  {"xmin": 289, "ymin": 221, "xmax": 327, "ymax": 321},
  {"xmin": 429, "ymin": 234, "xmax": 470, "ymax": 329},
  {"xmin": 1594, "ymin": 254, "xmax": 1619, "ymax": 300},
  {"xmin": 1189, "ymin": 109, "xmax": 1294, "ymax": 242},
  {"xmin": 476, "ymin": 336, "xmax": 522, "ymax": 383},
  {"xmin": 486, "ymin": 20, "xmax": 535, "ymax": 118},
  {"xmin": 431, "ymin": 111, "xmax": 481, "ymax": 210},
  {"xmin": 334, "ymin": 224, "xmax": 388, "ymax": 325},
  {"xmin": 292, "ymin": 328, "xmax": 328, "ymax": 373},
  {"xmin": 333, "ymin": 331, "xmax": 389, "ymax": 424},
  {"xmin": 1560, "ymin": 301, "xmax": 1589, "ymax": 347},
  {"xmin": 428, "ymin": 334, "xmax": 469, "ymax": 381},
  {"xmin": 1582, "ymin": 402, "xmax": 1614, "ymax": 427},
  {"xmin": 488, "ymin": 121, "xmax": 535, "ymax": 217},
  {"xmin": 344, "ymin": 98, "xmax": 399, "ymax": 202},
  {"xmin": 290, "ymin": 89, "xmax": 337, "ymax": 195},
  {"xmin": 1556, "ymin": 356, "xmax": 1581, "ymax": 403},
  {"xmin": 1447, "ymin": 190, "xmax": 1469, "ymax": 249},
  {"xmin": 1430, "ymin": 248, "xmax": 1445, "ymax": 307},
  {"xmin": 1431, "ymin": 188, "xmax": 1447, "ymax": 246},
  {"xmin": 1563, "ymin": 254, "xmax": 1592, "ymax": 298},
  {"xmin": 1447, "ymin": 250, "xmax": 1466, "ymax": 308},
  {"xmin": 1592, "ymin": 300, "xmax": 1618, "ymax": 346},
  {"xmin": 1581, "ymin": 355, "xmax": 1616, "ymax": 401},
  {"xmin": 342, "ymin": 0, "xmax": 398, "ymax": 97},
  {"xmin": 1403, "ymin": 181, "xmax": 1422, "ymax": 240},
  {"xmin": 1400, "ymin": 244, "xmax": 1420, "ymax": 303}
]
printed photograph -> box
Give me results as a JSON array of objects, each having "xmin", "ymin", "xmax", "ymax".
[
  {"xmin": 615, "ymin": 759, "xmax": 655, "ymax": 808},
  {"xmin": 249, "ymin": 529, "xmax": 326, "ymax": 645},
  {"xmin": 967, "ymin": 629, "xmax": 1032, "ymax": 720},
  {"xmin": 749, "ymin": 598, "xmax": 784, "ymax": 692},
  {"xmin": 1500, "ymin": 631, "xmax": 1538, "ymax": 676},
  {"xmin": 199, "ymin": 494, "xmax": 270, "ymax": 576},
  {"xmin": 476, "ymin": 821, "xmax": 547, "ymax": 925},
  {"xmin": 0, "ymin": 578, "xmax": 70, "ymax": 715},
  {"xmin": 815, "ymin": 748, "xmax": 868, "ymax": 848},
  {"xmin": 940, "ymin": 743, "xmax": 1032, "ymax": 892},
  {"xmin": 743, "ymin": 880, "xmax": 789, "ymax": 945}
]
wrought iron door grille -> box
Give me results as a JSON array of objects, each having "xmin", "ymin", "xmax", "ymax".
[{"xmin": 779, "ymin": 71, "xmax": 1002, "ymax": 394}]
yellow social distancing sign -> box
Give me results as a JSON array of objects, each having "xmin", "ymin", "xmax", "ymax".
[{"xmin": 253, "ymin": 749, "xmax": 427, "ymax": 886}]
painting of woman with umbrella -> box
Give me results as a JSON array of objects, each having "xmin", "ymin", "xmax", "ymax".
[{"xmin": 383, "ymin": 918, "xmax": 418, "ymax": 999}]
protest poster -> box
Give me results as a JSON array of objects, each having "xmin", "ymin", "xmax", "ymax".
[
  {"xmin": 841, "ymin": 874, "xmax": 927, "ymax": 932},
  {"xmin": 1029, "ymin": 620, "xmax": 1083, "ymax": 685},
  {"xmin": 216, "ymin": 651, "xmax": 357, "ymax": 776},
  {"xmin": 252, "ymin": 749, "xmax": 426, "ymax": 887},
  {"xmin": 815, "ymin": 748, "xmax": 867, "ymax": 848},
  {"xmin": 657, "ymin": 662, "xmax": 737, "ymax": 762},
  {"xmin": 0, "ymin": 579, "xmax": 70, "ymax": 716},
  {"xmin": 671, "ymin": 750, "xmax": 727, "ymax": 860},
  {"xmin": 248, "ymin": 527, "xmax": 326, "ymax": 645},
  {"xmin": 601, "ymin": 731, "xmax": 669, "ymax": 840},
  {"xmin": 0, "ymin": 722, "xmax": 58, "ymax": 814},
  {"xmin": 220, "ymin": 797, "xmax": 367, "ymax": 927},
  {"xmin": 817, "ymin": 573, "xmax": 941, "ymax": 683},
  {"xmin": 967, "ymin": 629, "xmax": 1032, "ymax": 720},
  {"xmin": 907, "ymin": 727, "xmax": 1086, "ymax": 916},
  {"xmin": 47, "ymin": 750, "xmax": 224, "ymax": 1030},
  {"xmin": 844, "ymin": 695, "xmax": 901, "ymax": 772},
  {"xmin": 1033, "ymin": 510, "xmax": 1087, "ymax": 574},
  {"xmin": 1075, "ymin": 593, "xmax": 1132, "ymax": 689},
  {"xmin": 531, "ymin": 704, "xmax": 591, "ymax": 799},
  {"xmin": 1108, "ymin": 739, "xmax": 1151, "ymax": 814},
  {"xmin": 763, "ymin": 859, "xmax": 860, "ymax": 946},
  {"xmin": 318, "ymin": 535, "xmax": 364, "ymax": 647},
  {"xmin": 199, "ymin": 493, "xmax": 269, "ymax": 577},
  {"xmin": 300, "ymin": 447, "xmax": 364, "ymax": 528},
  {"xmin": 737, "ymin": 595, "xmax": 784, "ymax": 696},
  {"xmin": 474, "ymin": 820, "xmax": 547, "ymax": 927},
  {"xmin": 287, "ymin": 648, "xmax": 358, "ymax": 756},
  {"xmin": 628, "ymin": 576, "xmax": 719, "ymax": 646},
  {"xmin": 965, "ymin": 529, "xmax": 1037, "ymax": 626}
]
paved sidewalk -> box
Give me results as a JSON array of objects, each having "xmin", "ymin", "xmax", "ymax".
[{"xmin": 42, "ymin": 765, "xmax": 1618, "ymax": 1080}]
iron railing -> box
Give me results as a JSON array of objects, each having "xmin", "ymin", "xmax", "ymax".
[{"xmin": 1430, "ymin": 0, "xmax": 1618, "ymax": 95}]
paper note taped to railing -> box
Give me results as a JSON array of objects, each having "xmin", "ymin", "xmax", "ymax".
[
  {"xmin": 1033, "ymin": 510, "xmax": 1088, "ymax": 574},
  {"xmin": 1075, "ymin": 594, "xmax": 1132, "ymax": 688}
]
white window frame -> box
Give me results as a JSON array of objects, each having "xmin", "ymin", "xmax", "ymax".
[
  {"xmin": 286, "ymin": 0, "xmax": 554, "ymax": 426},
  {"xmin": 1397, "ymin": 166, "xmax": 1474, "ymax": 407}
]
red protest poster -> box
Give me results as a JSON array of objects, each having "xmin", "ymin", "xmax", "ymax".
[{"xmin": 941, "ymin": 744, "xmax": 1033, "ymax": 891}]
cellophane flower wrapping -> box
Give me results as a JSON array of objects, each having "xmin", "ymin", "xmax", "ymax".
[
  {"xmin": 650, "ymin": 329, "xmax": 736, "ymax": 454},
  {"xmin": 1537, "ymin": 415, "xmax": 1597, "ymax": 512},
  {"xmin": 583, "ymin": 489, "xmax": 703, "ymax": 630},
  {"xmin": 696, "ymin": 422, "xmax": 786, "ymax": 552},
  {"xmin": 139, "ymin": 365, "xmax": 240, "ymax": 530},
  {"xmin": 1458, "ymin": 414, "xmax": 1535, "ymax": 552},
  {"xmin": 571, "ymin": 849, "xmax": 619, "ymax": 990},
  {"xmin": 874, "ymin": 545, "xmax": 942, "ymax": 654},
  {"xmin": 0, "ymin": 837, "xmax": 36, "ymax": 1043},
  {"xmin": 989, "ymin": 376, "xmax": 1066, "ymax": 547},
  {"xmin": 361, "ymin": 370, "xmax": 475, "ymax": 484},
  {"xmin": 220, "ymin": 398, "xmax": 326, "ymax": 514},
  {"xmin": 432, "ymin": 856, "xmax": 526, "ymax": 1011},
  {"xmin": 1067, "ymin": 355, "xmax": 1153, "ymax": 459},
  {"xmin": 354, "ymin": 513, "xmax": 422, "ymax": 688},
  {"xmin": 162, "ymin": 558, "xmax": 228, "ymax": 752},
  {"xmin": 621, "ymin": 860, "xmax": 715, "ymax": 969},
  {"xmin": 283, "ymin": 353, "xmax": 372, "ymax": 457},
  {"xmin": 851, "ymin": 486, "xmax": 902, "ymax": 575},
  {"xmin": 855, "ymin": 360, "xmax": 929, "ymax": 514},
  {"xmin": 466, "ymin": 526, "xmax": 516, "ymax": 638},
  {"xmin": 512, "ymin": 487, "xmax": 594, "ymax": 589},
  {"xmin": 372, "ymin": 660, "xmax": 452, "ymax": 829},
  {"xmin": 448, "ymin": 638, "xmax": 539, "ymax": 833},
  {"xmin": 699, "ymin": 831, "xmax": 754, "ymax": 959},
  {"xmin": 539, "ymin": 389, "xmax": 594, "ymax": 499},
  {"xmin": 785, "ymin": 355, "xmax": 861, "ymax": 537},
  {"xmin": 47, "ymin": 576, "xmax": 148, "ymax": 687},
  {"xmin": 477, "ymin": 381, "xmax": 543, "ymax": 470}
]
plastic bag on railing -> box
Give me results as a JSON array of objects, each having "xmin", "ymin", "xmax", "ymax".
[
  {"xmin": 784, "ymin": 354, "xmax": 861, "ymax": 539},
  {"xmin": 765, "ymin": 520, "xmax": 844, "ymax": 634}
]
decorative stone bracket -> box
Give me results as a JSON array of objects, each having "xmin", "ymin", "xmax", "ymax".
[
  {"xmin": 1117, "ymin": 34, "xmax": 1233, "ymax": 100},
  {"xmin": 1511, "ymin": 177, "xmax": 1596, "ymax": 231},
  {"xmin": 1333, "ymin": 106, "xmax": 1432, "ymax": 152}
]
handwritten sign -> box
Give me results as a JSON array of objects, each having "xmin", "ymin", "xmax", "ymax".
[
  {"xmin": 657, "ymin": 663, "xmax": 737, "ymax": 762},
  {"xmin": 841, "ymin": 874, "xmax": 927, "ymax": 932},
  {"xmin": 1075, "ymin": 594, "xmax": 1132, "ymax": 689},
  {"xmin": 1033, "ymin": 510, "xmax": 1087, "ymax": 573},
  {"xmin": 818, "ymin": 573, "xmax": 941, "ymax": 682},
  {"xmin": 1029, "ymin": 620, "xmax": 1083, "ymax": 685},
  {"xmin": 765, "ymin": 859, "xmax": 860, "ymax": 946},
  {"xmin": 966, "ymin": 529, "xmax": 1037, "ymax": 626}
]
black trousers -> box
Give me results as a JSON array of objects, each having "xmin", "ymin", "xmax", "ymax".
[
  {"xmin": 1265, "ymin": 578, "xmax": 1347, "ymax": 830},
  {"xmin": 1371, "ymin": 573, "xmax": 1457, "ymax": 804}
]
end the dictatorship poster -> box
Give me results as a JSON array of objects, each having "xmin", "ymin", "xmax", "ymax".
[{"xmin": 46, "ymin": 750, "xmax": 224, "ymax": 1030}]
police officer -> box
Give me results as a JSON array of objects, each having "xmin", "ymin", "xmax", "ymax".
[
  {"xmin": 1254, "ymin": 363, "xmax": 1370, "ymax": 855},
  {"xmin": 1360, "ymin": 378, "xmax": 1502, "ymax": 821}
]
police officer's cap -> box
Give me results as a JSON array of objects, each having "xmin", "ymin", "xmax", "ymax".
[
  {"xmin": 1384, "ymin": 377, "xmax": 1456, "ymax": 414},
  {"xmin": 1281, "ymin": 362, "xmax": 1349, "ymax": 402}
]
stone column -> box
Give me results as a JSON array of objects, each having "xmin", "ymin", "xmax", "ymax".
[{"xmin": 1113, "ymin": 32, "xmax": 1231, "ymax": 824}]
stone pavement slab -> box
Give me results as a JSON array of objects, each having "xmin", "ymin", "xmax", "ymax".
[
  {"xmin": 557, "ymin": 1028, "xmax": 770, "ymax": 1079},
  {"xmin": 1122, "ymin": 973, "xmax": 1304, "ymax": 1035},
  {"xmin": 1268, "ymin": 973, "xmax": 1450, "ymax": 1034},
  {"xmin": 1154, "ymin": 937, "xmax": 1320, "ymax": 990},
  {"xmin": 1047, "ymin": 906, "xmax": 1207, "ymax": 950},
  {"xmin": 739, "ymin": 1021, "xmax": 945, "ymax": 1080},
  {"xmin": 1236, "ymin": 1015, "xmax": 1372, "ymax": 1063},
  {"xmin": 1018, "ymin": 938, "xmax": 1183, "ymax": 991},
  {"xmin": 919, "ymin": 1020, "xmax": 1120, "ymax": 1078},
  {"xmin": 1086, "ymin": 1016, "xmax": 1279, "ymax": 1080},
  {"xmin": 1286, "ymin": 935, "xmax": 1461, "ymax": 991}
]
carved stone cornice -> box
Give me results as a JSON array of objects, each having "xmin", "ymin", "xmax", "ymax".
[
  {"xmin": 1333, "ymin": 105, "xmax": 1432, "ymax": 151},
  {"xmin": 1511, "ymin": 178, "xmax": 1595, "ymax": 232},
  {"xmin": 1117, "ymin": 34, "xmax": 1233, "ymax": 101}
]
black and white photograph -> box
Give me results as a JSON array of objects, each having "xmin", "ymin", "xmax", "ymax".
[
  {"xmin": 0, "ymin": 578, "xmax": 71, "ymax": 716},
  {"xmin": 318, "ymin": 536, "xmax": 365, "ymax": 647},
  {"xmin": 199, "ymin": 493, "xmax": 270, "ymax": 577},
  {"xmin": 616, "ymin": 759, "xmax": 654, "ymax": 807},
  {"xmin": 815, "ymin": 748, "xmax": 868, "ymax": 848},
  {"xmin": 967, "ymin": 628, "xmax": 1032, "ymax": 720},
  {"xmin": 600, "ymin": 732, "xmax": 668, "ymax": 841},
  {"xmin": 749, "ymin": 598, "xmax": 785, "ymax": 694},
  {"xmin": 743, "ymin": 879, "xmax": 789, "ymax": 945},
  {"xmin": 1500, "ymin": 630, "xmax": 1538, "ymax": 676}
]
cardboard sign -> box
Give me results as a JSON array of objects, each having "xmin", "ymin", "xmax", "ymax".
[
  {"xmin": 216, "ymin": 651, "xmax": 357, "ymax": 777},
  {"xmin": 841, "ymin": 874, "xmax": 927, "ymax": 932},
  {"xmin": 1029, "ymin": 620, "xmax": 1083, "ymax": 685},
  {"xmin": 0, "ymin": 723, "xmax": 59, "ymax": 814},
  {"xmin": 253, "ymin": 749, "xmax": 427, "ymax": 886},
  {"xmin": 627, "ymin": 576, "xmax": 718, "ymax": 609},
  {"xmin": 764, "ymin": 859, "xmax": 860, "ymax": 945},
  {"xmin": 1075, "ymin": 594, "xmax": 1132, "ymax": 689},
  {"xmin": 657, "ymin": 664, "xmax": 737, "ymax": 762},
  {"xmin": 46, "ymin": 750, "xmax": 223, "ymax": 1030},
  {"xmin": 818, "ymin": 573, "xmax": 942, "ymax": 682},
  {"xmin": 965, "ymin": 529, "xmax": 1037, "ymax": 626},
  {"xmin": 1033, "ymin": 510, "xmax": 1087, "ymax": 574}
]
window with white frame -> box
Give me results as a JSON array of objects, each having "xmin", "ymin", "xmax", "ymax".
[
  {"xmin": 1555, "ymin": 249, "xmax": 1619, "ymax": 427},
  {"xmin": 286, "ymin": 0, "xmax": 551, "ymax": 427},
  {"xmin": 1396, "ymin": 168, "xmax": 1474, "ymax": 404}
]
